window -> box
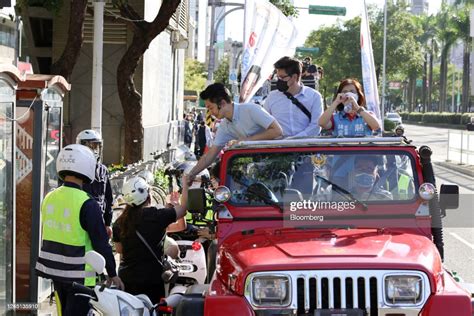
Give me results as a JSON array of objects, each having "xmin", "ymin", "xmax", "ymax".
[
  {"xmin": 0, "ymin": 99, "xmax": 14, "ymax": 312},
  {"xmin": 226, "ymin": 151, "xmax": 417, "ymax": 206}
]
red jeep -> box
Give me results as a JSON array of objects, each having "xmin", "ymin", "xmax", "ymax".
[{"xmin": 178, "ymin": 137, "xmax": 473, "ymax": 316}]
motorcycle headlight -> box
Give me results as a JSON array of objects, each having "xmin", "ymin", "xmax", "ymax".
[
  {"xmin": 248, "ymin": 275, "xmax": 291, "ymax": 307},
  {"xmin": 117, "ymin": 297, "xmax": 144, "ymax": 316},
  {"xmin": 385, "ymin": 275, "xmax": 422, "ymax": 305}
]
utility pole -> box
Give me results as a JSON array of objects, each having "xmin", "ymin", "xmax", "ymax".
[
  {"xmin": 207, "ymin": 0, "xmax": 217, "ymax": 84},
  {"xmin": 91, "ymin": 0, "xmax": 105, "ymax": 134},
  {"xmin": 230, "ymin": 41, "xmax": 243, "ymax": 102},
  {"xmin": 452, "ymin": 70, "xmax": 455, "ymax": 112},
  {"xmin": 381, "ymin": 0, "xmax": 387, "ymax": 127},
  {"xmin": 207, "ymin": 1, "xmax": 244, "ymax": 84}
]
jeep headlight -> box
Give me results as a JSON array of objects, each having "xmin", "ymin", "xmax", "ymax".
[
  {"xmin": 385, "ymin": 275, "xmax": 422, "ymax": 304},
  {"xmin": 249, "ymin": 275, "xmax": 291, "ymax": 307}
]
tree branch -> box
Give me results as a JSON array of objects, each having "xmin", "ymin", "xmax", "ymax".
[
  {"xmin": 50, "ymin": 0, "xmax": 88, "ymax": 78},
  {"xmin": 116, "ymin": 2, "xmax": 149, "ymax": 32},
  {"xmin": 148, "ymin": 0, "xmax": 181, "ymax": 39}
]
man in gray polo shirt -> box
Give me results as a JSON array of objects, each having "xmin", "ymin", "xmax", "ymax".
[{"xmin": 187, "ymin": 83, "xmax": 282, "ymax": 182}]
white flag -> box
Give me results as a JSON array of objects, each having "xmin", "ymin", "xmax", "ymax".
[
  {"xmin": 360, "ymin": 0, "xmax": 381, "ymax": 120},
  {"xmin": 240, "ymin": 0, "xmax": 298, "ymax": 103}
]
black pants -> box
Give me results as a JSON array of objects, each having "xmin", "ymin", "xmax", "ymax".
[
  {"xmin": 53, "ymin": 281, "xmax": 91, "ymax": 316},
  {"xmin": 123, "ymin": 281, "xmax": 165, "ymax": 305}
]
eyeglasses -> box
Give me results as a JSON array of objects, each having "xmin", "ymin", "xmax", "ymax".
[{"xmin": 276, "ymin": 74, "xmax": 292, "ymax": 81}]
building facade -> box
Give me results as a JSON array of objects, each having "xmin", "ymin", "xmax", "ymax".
[
  {"xmin": 189, "ymin": 0, "xmax": 208, "ymax": 63},
  {"xmin": 410, "ymin": 0, "xmax": 429, "ymax": 15},
  {"xmin": 20, "ymin": 0, "xmax": 189, "ymax": 165}
]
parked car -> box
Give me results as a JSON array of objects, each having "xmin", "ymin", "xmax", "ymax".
[
  {"xmin": 386, "ymin": 112, "xmax": 402, "ymax": 125},
  {"xmin": 176, "ymin": 136, "xmax": 473, "ymax": 316}
]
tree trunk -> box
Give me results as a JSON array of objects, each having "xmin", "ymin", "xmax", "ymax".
[
  {"xmin": 439, "ymin": 46, "xmax": 449, "ymax": 112},
  {"xmin": 407, "ymin": 77, "xmax": 416, "ymax": 112},
  {"xmin": 411, "ymin": 74, "xmax": 417, "ymax": 112},
  {"xmin": 116, "ymin": 0, "xmax": 181, "ymax": 163},
  {"xmin": 428, "ymin": 47, "xmax": 434, "ymax": 112},
  {"xmin": 461, "ymin": 43, "xmax": 470, "ymax": 113},
  {"xmin": 117, "ymin": 33, "xmax": 147, "ymax": 164},
  {"xmin": 50, "ymin": 0, "xmax": 88, "ymax": 78},
  {"xmin": 422, "ymin": 53, "xmax": 427, "ymax": 113}
]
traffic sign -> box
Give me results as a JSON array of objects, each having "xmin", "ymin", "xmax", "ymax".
[
  {"xmin": 229, "ymin": 69, "xmax": 238, "ymax": 82},
  {"xmin": 416, "ymin": 79, "xmax": 423, "ymax": 88},
  {"xmin": 296, "ymin": 47, "xmax": 320, "ymax": 54},
  {"xmin": 388, "ymin": 82, "xmax": 401, "ymax": 90},
  {"xmin": 309, "ymin": 5, "xmax": 346, "ymax": 16}
]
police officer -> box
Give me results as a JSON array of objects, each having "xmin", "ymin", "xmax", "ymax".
[
  {"xmin": 76, "ymin": 129, "xmax": 113, "ymax": 237},
  {"xmin": 35, "ymin": 144, "xmax": 123, "ymax": 316}
]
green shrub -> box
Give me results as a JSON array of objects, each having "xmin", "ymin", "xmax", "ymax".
[
  {"xmin": 408, "ymin": 112, "xmax": 423, "ymax": 122},
  {"xmin": 398, "ymin": 112, "xmax": 473, "ymax": 125},
  {"xmin": 154, "ymin": 168, "xmax": 169, "ymax": 190},
  {"xmin": 108, "ymin": 163, "xmax": 126, "ymax": 173},
  {"xmin": 384, "ymin": 119, "xmax": 396, "ymax": 131},
  {"xmin": 461, "ymin": 113, "xmax": 474, "ymax": 125},
  {"xmin": 399, "ymin": 112, "xmax": 410, "ymax": 120}
]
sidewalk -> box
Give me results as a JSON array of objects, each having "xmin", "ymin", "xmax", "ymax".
[{"xmin": 434, "ymin": 161, "xmax": 474, "ymax": 177}]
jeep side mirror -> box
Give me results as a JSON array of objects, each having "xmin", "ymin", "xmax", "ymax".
[
  {"xmin": 187, "ymin": 188, "xmax": 207, "ymax": 214},
  {"xmin": 439, "ymin": 183, "xmax": 459, "ymax": 210}
]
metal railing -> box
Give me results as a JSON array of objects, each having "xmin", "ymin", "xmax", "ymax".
[{"xmin": 447, "ymin": 130, "xmax": 474, "ymax": 165}]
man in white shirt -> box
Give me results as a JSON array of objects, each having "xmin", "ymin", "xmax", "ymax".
[
  {"xmin": 264, "ymin": 56, "xmax": 323, "ymax": 137},
  {"xmin": 187, "ymin": 83, "xmax": 282, "ymax": 182}
]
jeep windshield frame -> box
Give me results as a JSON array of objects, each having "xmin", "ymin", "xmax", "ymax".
[{"xmin": 223, "ymin": 146, "xmax": 420, "ymax": 207}]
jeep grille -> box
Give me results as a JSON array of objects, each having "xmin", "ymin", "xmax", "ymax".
[{"xmin": 245, "ymin": 270, "xmax": 430, "ymax": 315}]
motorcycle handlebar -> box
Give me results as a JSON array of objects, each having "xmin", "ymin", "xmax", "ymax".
[{"xmin": 72, "ymin": 282, "xmax": 97, "ymax": 299}]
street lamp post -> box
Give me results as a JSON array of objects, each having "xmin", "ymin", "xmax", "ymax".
[
  {"xmin": 206, "ymin": 1, "xmax": 244, "ymax": 84},
  {"xmin": 381, "ymin": 0, "xmax": 387, "ymax": 128},
  {"xmin": 91, "ymin": 0, "xmax": 105, "ymax": 134}
]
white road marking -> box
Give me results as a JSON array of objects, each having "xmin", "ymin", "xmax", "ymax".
[{"xmin": 449, "ymin": 232, "xmax": 474, "ymax": 250}]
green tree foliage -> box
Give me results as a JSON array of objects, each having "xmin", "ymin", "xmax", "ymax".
[
  {"xmin": 184, "ymin": 59, "xmax": 207, "ymax": 92},
  {"xmin": 214, "ymin": 56, "xmax": 230, "ymax": 89},
  {"xmin": 269, "ymin": 0, "xmax": 299, "ymax": 18},
  {"xmin": 451, "ymin": 4, "xmax": 472, "ymax": 112},
  {"xmin": 436, "ymin": 4, "xmax": 460, "ymax": 111},
  {"xmin": 304, "ymin": 4, "xmax": 423, "ymax": 106}
]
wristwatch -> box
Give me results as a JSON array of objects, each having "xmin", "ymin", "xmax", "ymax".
[{"xmin": 356, "ymin": 107, "xmax": 365, "ymax": 114}]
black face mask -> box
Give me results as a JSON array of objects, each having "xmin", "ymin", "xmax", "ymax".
[{"xmin": 276, "ymin": 79, "xmax": 289, "ymax": 92}]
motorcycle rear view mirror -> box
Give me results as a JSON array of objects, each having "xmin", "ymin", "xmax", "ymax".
[
  {"xmin": 85, "ymin": 251, "xmax": 106, "ymax": 274},
  {"xmin": 187, "ymin": 188, "xmax": 207, "ymax": 215}
]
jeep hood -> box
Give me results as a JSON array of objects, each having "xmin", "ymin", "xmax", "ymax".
[{"xmin": 218, "ymin": 228, "xmax": 441, "ymax": 294}]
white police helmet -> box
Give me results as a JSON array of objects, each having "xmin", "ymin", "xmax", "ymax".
[
  {"xmin": 56, "ymin": 144, "xmax": 96, "ymax": 183},
  {"xmin": 137, "ymin": 170, "xmax": 155, "ymax": 185},
  {"xmin": 76, "ymin": 129, "xmax": 103, "ymax": 160},
  {"xmin": 122, "ymin": 176, "xmax": 150, "ymax": 206}
]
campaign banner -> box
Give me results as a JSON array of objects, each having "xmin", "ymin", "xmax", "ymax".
[
  {"xmin": 360, "ymin": 0, "xmax": 381, "ymax": 120},
  {"xmin": 240, "ymin": 0, "xmax": 298, "ymax": 103}
]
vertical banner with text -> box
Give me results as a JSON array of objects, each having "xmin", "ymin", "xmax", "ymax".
[
  {"xmin": 240, "ymin": 0, "xmax": 298, "ymax": 103},
  {"xmin": 360, "ymin": 0, "xmax": 381, "ymax": 120}
]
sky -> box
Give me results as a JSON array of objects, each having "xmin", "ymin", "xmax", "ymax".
[{"xmin": 226, "ymin": 0, "xmax": 442, "ymax": 46}]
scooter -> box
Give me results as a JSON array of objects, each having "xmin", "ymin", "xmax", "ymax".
[{"xmin": 72, "ymin": 251, "xmax": 158, "ymax": 316}]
